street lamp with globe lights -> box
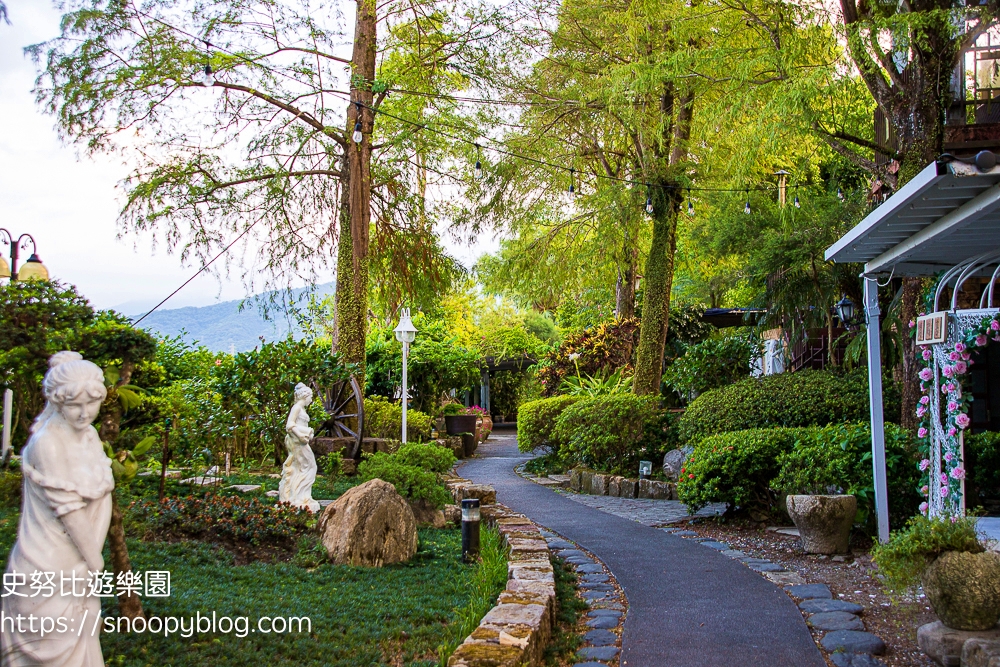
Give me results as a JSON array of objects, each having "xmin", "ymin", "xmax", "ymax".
[
  {"xmin": 393, "ymin": 309, "xmax": 417, "ymax": 444},
  {"xmin": 0, "ymin": 230, "xmax": 50, "ymax": 468}
]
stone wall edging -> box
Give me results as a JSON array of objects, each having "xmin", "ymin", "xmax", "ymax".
[{"xmin": 445, "ymin": 477, "xmax": 555, "ymax": 667}]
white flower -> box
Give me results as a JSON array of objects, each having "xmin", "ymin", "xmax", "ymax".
[{"xmin": 568, "ymin": 353, "xmax": 581, "ymax": 361}]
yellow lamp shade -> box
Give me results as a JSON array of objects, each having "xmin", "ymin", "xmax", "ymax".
[
  {"xmin": 17, "ymin": 254, "xmax": 49, "ymax": 281},
  {"xmin": 0, "ymin": 256, "xmax": 9, "ymax": 279}
]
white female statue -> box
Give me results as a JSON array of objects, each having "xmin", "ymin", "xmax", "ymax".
[
  {"xmin": 2, "ymin": 352, "xmax": 114, "ymax": 667},
  {"xmin": 278, "ymin": 383, "xmax": 320, "ymax": 513}
]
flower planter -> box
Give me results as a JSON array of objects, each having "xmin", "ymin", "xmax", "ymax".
[
  {"xmin": 444, "ymin": 414, "xmax": 478, "ymax": 436},
  {"xmin": 461, "ymin": 432, "xmax": 478, "ymax": 457},
  {"xmin": 922, "ymin": 550, "xmax": 1000, "ymax": 630},
  {"xmin": 481, "ymin": 415, "xmax": 493, "ymax": 442},
  {"xmin": 786, "ymin": 494, "xmax": 856, "ymax": 554}
]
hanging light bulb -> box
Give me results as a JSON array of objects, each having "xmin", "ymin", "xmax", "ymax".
[
  {"xmin": 474, "ymin": 144, "xmax": 483, "ymax": 180},
  {"xmin": 352, "ymin": 102, "xmax": 363, "ymax": 144},
  {"xmin": 794, "ymin": 192, "xmax": 800, "ymax": 208},
  {"xmin": 645, "ymin": 191, "xmax": 654, "ymax": 215},
  {"xmin": 687, "ymin": 188, "xmax": 694, "ymax": 217},
  {"xmin": 744, "ymin": 190, "xmax": 751, "ymax": 215},
  {"xmin": 837, "ymin": 186, "xmax": 844, "ymax": 201},
  {"xmin": 201, "ymin": 63, "xmax": 215, "ymax": 87},
  {"xmin": 569, "ymin": 168, "xmax": 576, "ymax": 194}
]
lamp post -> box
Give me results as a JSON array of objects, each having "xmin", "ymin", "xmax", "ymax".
[
  {"xmin": 0, "ymin": 230, "xmax": 50, "ymax": 466},
  {"xmin": 835, "ymin": 296, "xmax": 860, "ymax": 329},
  {"xmin": 393, "ymin": 308, "xmax": 417, "ymax": 444}
]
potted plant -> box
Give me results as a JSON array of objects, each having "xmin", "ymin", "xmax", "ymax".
[
  {"xmin": 873, "ymin": 515, "xmax": 1000, "ymax": 630},
  {"xmin": 771, "ymin": 457, "xmax": 857, "ymax": 555},
  {"xmin": 442, "ymin": 403, "xmax": 477, "ymax": 436},
  {"xmin": 466, "ymin": 405, "xmax": 490, "ymax": 442}
]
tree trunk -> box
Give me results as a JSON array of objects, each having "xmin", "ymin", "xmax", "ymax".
[
  {"xmin": 615, "ymin": 258, "xmax": 636, "ymax": 320},
  {"xmin": 108, "ymin": 491, "xmax": 143, "ymax": 619},
  {"xmin": 633, "ymin": 184, "xmax": 681, "ymax": 395},
  {"xmin": 334, "ymin": 0, "xmax": 377, "ymax": 375}
]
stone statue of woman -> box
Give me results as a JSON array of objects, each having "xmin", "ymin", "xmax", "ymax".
[
  {"xmin": 278, "ymin": 383, "xmax": 320, "ymax": 513},
  {"xmin": 2, "ymin": 352, "xmax": 114, "ymax": 667}
]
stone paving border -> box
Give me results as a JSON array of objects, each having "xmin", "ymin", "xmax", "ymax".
[
  {"xmin": 537, "ymin": 529, "xmax": 626, "ymax": 666},
  {"xmin": 661, "ymin": 526, "xmax": 889, "ymax": 667}
]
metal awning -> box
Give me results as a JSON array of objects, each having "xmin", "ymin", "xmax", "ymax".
[{"xmin": 825, "ymin": 160, "xmax": 1000, "ymax": 275}]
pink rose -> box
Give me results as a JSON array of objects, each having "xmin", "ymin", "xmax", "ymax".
[
  {"xmin": 951, "ymin": 467, "xmax": 966, "ymax": 480},
  {"xmin": 909, "ymin": 320, "xmax": 916, "ymax": 328},
  {"xmin": 947, "ymin": 401, "xmax": 959, "ymax": 412},
  {"xmin": 956, "ymin": 342, "xmax": 966, "ymax": 352},
  {"xmin": 949, "ymin": 351, "xmax": 960, "ymax": 361},
  {"xmin": 920, "ymin": 312, "xmax": 927, "ymax": 317},
  {"xmin": 920, "ymin": 502, "xmax": 929, "ymax": 514},
  {"xmin": 941, "ymin": 473, "xmax": 949, "ymax": 484},
  {"xmin": 919, "ymin": 368, "xmax": 934, "ymax": 381},
  {"xmin": 993, "ymin": 320, "xmax": 1000, "ymax": 331},
  {"xmin": 919, "ymin": 459, "xmax": 931, "ymax": 470},
  {"xmin": 918, "ymin": 427, "xmax": 929, "ymax": 438},
  {"xmin": 956, "ymin": 413, "xmax": 971, "ymax": 429},
  {"xmin": 941, "ymin": 486, "xmax": 950, "ymax": 498},
  {"xmin": 945, "ymin": 452, "xmax": 953, "ymax": 462},
  {"xmin": 977, "ymin": 335, "xmax": 988, "ymax": 346},
  {"xmin": 962, "ymin": 352, "xmax": 971, "ymax": 361},
  {"xmin": 948, "ymin": 427, "xmax": 957, "ymax": 436},
  {"xmin": 920, "ymin": 396, "xmax": 930, "ymax": 405},
  {"xmin": 947, "ymin": 383, "xmax": 956, "ymax": 392},
  {"xmin": 942, "ymin": 365, "xmax": 954, "ymax": 378},
  {"xmin": 921, "ymin": 485, "xmax": 929, "ymax": 495},
  {"xmin": 923, "ymin": 349, "xmax": 932, "ymax": 361},
  {"xmin": 917, "ymin": 406, "xmax": 927, "ymax": 417}
]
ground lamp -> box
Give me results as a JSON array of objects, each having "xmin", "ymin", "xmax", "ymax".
[
  {"xmin": 462, "ymin": 498, "xmax": 481, "ymax": 562},
  {"xmin": 638, "ymin": 460, "xmax": 652, "ymax": 480},
  {"xmin": 394, "ymin": 309, "xmax": 417, "ymax": 444},
  {"xmin": 0, "ymin": 230, "xmax": 50, "ymax": 467}
]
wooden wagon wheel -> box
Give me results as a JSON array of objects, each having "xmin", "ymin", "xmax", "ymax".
[{"xmin": 312, "ymin": 376, "xmax": 364, "ymax": 459}]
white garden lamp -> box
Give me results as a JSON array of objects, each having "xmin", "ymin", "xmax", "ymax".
[{"xmin": 394, "ymin": 309, "xmax": 417, "ymax": 443}]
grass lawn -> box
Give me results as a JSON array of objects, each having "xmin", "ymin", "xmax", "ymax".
[{"xmin": 0, "ymin": 469, "xmax": 498, "ymax": 667}]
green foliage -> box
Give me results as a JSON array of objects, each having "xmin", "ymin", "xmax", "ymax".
[
  {"xmin": 872, "ymin": 515, "xmax": 984, "ymax": 592},
  {"xmin": 553, "ymin": 395, "xmax": 662, "ymax": 475},
  {"xmin": 544, "ymin": 557, "xmax": 588, "ymax": 664},
  {"xmin": 678, "ymin": 369, "xmax": 900, "ymax": 443},
  {"xmin": 517, "ymin": 395, "xmax": 582, "ymax": 452},
  {"xmin": 128, "ymin": 494, "xmax": 314, "ymax": 546},
  {"xmin": 319, "ymin": 451, "xmax": 343, "ymax": 488},
  {"xmin": 358, "ymin": 453, "xmax": 452, "ymax": 508},
  {"xmin": 663, "ymin": 333, "xmax": 758, "ymax": 400},
  {"xmin": 363, "ymin": 396, "xmax": 432, "ymax": 441},
  {"xmin": 677, "ymin": 427, "xmax": 799, "ymax": 517},
  {"xmin": 536, "ymin": 318, "xmax": 640, "ymax": 397},
  {"xmin": 559, "ymin": 368, "xmax": 633, "ymax": 397},
  {"xmin": 436, "ymin": 526, "xmax": 508, "ymax": 665},
  {"xmin": 476, "ymin": 323, "xmax": 550, "ymax": 359},
  {"xmin": 394, "ymin": 443, "xmax": 457, "ymax": 474},
  {"xmin": 490, "ymin": 369, "xmax": 541, "ymax": 418},
  {"xmin": 0, "ymin": 473, "xmax": 21, "ymax": 509},
  {"xmin": 523, "ymin": 311, "xmax": 560, "ymax": 347},
  {"xmin": 441, "ymin": 403, "xmax": 466, "ymax": 416},
  {"xmin": 964, "ymin": 431, "xmax": 1000, "ymax": 510}
]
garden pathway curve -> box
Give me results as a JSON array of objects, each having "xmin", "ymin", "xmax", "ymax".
[{"xmin": 458, "ymin": 432, "xmax": 826, "ymax": 667}]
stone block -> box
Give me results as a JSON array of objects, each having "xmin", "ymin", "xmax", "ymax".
[
  {"xmin": 580, "ymin": 470, "xmax": 595, "ymax": 494},
  {"xmin": 606, "ymin": 476, "xmax": 622, "ymax": 497},
  {"xmin": 918, "ymin": 621, "xmax": 1000, "ymax": 667},
  {"xmin": 447, "ymin": 642, "xmax": 522, "ymax": 666},
  {"xmin": 637, "ymin": 479, "xmax": 655, "ymax": 499},
  {"xmin": 807, "ymin": 611, "xmax": 865, "ymax": 631},
  {"xmin": 311, "ymin": 437, "xmax": 354, "ymax": 457},
  {"xmin": 548, "ymin": 474, "xmax": 571, "ymax": 488},
  {"xmin": 619, "ymin": 478, "xmax": 638, "ymax": 498},
  {"xmin": 449, "ymin": 483, "xmax": 497, "ymax": 505},
  {"xmin": 662, "ymin": 448, "xmax": 688, "ymax": 481},
  {"xmin": 591, "ymin": 474, "xmax": 610, "ymax": 496},
  {"xmin": 787, "ymin": 583, "xmax": 833, "ymax": 600},
  {"xmin": 438, "ymin": 436, "xmax": 465, "ymax": 459},
  {"xmin": 799, "ymin": 599, "xmax": 864, "ymax": 614},
  {"xmin": 820, "ymin": 630, "xmax": 886, "ymax": 656},
  {"xmin": 569, "ymin": 469, "xmax": 582, "ymax": 491},
  {"xmin": 963, "ymin": 638, "xmax": 1000, "ymax": 667}
]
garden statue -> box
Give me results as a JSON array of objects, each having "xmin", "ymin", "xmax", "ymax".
[
  {"xmin": 278, "ymin": 383, "xmax": 320, "ymax": 513},
  {"xmin": 2, "ymin": 352, "xmax": 114, "ymax": 667}
]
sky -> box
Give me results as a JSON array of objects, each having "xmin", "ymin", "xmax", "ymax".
[{"xmin": 0, "ymin": 3, "xmax": 497, "ymax": 314}]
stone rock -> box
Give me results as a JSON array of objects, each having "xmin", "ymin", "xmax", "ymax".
[
  {"xmin": 311, "ymin": 437, "xmax": 354, "ymax": 458},
  {"xmin": 583, "ymin": 629, "xmax": 617, "ymax": 646},
  {"xmin": 799, "ymin": 598, "xmax": 864, "ymax": 614},
  {"xmin": 449, "ymin": 482, "xmax": 497, "ymax": 505},
  {"xmin": 579, "ymin": 470, "xmax": 595, "ymax": 494},
  {"xmin": 923, "ymin": 551, "xmax": 1000, "ymax": 631},
  {"xmin": 591, "ymin": 474, "xmax": 610, "ymax": 496},
  {"xmin": 662, "ymin": 448, "xmax": 689, "ymax": 481},
  {"xmin": 786, "ymin": 583, "xmax": 833, "ymax": 600},
  {"xmin": 807, "ymin": 611, "xmax": 865, "ymax": 631},
  {"xmin": 571, "ymin": 663, "xmax": 607, "ymax": 667},
  {"xmin": 575, "ymin": 563, "xmax": 604, "ymax": 574},
  {"xmin": 918, "ymin": 621, "xmax": 1000, "ymax": 667},
  {"xmin": 443, "ymin": 504, "xmax": 461, "ymax": 525},
  {"xmin": 318, "ymin": 479, "xmax": 417, "ymax": 566},
  {"xmin": 619, "ymin": 478, "xmax": 638, "ymax": 499},
  {"xmin": 588, "ymin": 609, "xmax": 622, "ymax": 618},
  {"xmin": 820, "ymin": 630, "xmax": 886, "ymax": 655},
  {"xmin": 700, "ymin": 541, "xmax": 729, "ymax": 550},
  {"xmin": 764, "ymin": 571, "xmax": 806, "ymax": 586},
  {"xmin": 569, "ymin": 469, "xmax": 583, "ymax": 491},
  {"xmin": 637, "ymin": 478, "xmax": 671, "ymax": 499},
  {"xmin": 227, "ymin": 484, "xmax": 261, "ymax": 492},
  {"xmin": 340, "ymin": 459, "xmax": 357, "ymax": 475},
  {"xmin": 748, "ymin": 562, "xmax": 785, "ymax": 572},
  {"xmin": 438, "ymin": 436, "xmax": 464, "ymax": 459},
  {"xmin": 586, "ymin": 616, "xmax": 618, "ymax": 629},
  {"xmin": 963, "ymin": 638, "xmax": 1000, "ymax": 667},
  {"xmin": 786, "ymin": 494, "xmax": 857, "ymax": 554},
  {"xmin": 608, "ymin": 476, "xmax": 625, "ymax": 497},
  {"xmin": 577, "ymin": 646, "xmax": 619, "ymax": 661},
  {"xmin": 180, "ymin": 476, "xmax": 222, "ymax": 485},
  {"xmin": 549, "ymin": 474, "xmax": 571, "ymax": 488},
  {"xmin": 265, "ymin": 490, "xmax": 279, "ymax": 497},
  {"xmin": 409, "ymin": 499, "xmax": 446, "ymax": 528},
  {"xmin": 830, "ymin": 654, "xmax": 887, "ymax": 667}
]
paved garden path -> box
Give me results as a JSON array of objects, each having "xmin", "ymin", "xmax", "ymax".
[{"xmin": 459, "ymin": 433, "xmax": 826, "ymax": 667}]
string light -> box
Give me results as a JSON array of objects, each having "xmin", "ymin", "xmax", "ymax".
[
  {"xmin": 352, "ymin": 102, "xmax": 363, "ymax": 144},
  {"xmin": 744, "ymin": 190, "xmax": 751, "ymax": 215},
  {"xmin": 837, "ymin": 186, "xmax": 844, "ymax": 201},
  {"xmin": 645, "ymin": 188, "xmax": 653, "ymax": 215},
  {"xmin": 198, "ymin": 41, "xmax": 214, "ymax": 87},
  {"xmin": 794, "ymin": 188, "xmax": 800, "ymax": 208},
  {"xmin": 474, "ymin": 143, "xmax": 483, "ymax": 180},
  {"xmin": 687, "ymin": 188, "xmax": 694, "ymax": 217},
  {"xmin": 569, "ymin": 168, "xmax": 575, "ymax": 194}
]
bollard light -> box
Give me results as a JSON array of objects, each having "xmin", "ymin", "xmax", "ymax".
[
  {"xmin": 639, "ymin": 460, "xmax": 652, "ymax": 480},
  {"xmin": 461, "ymin": 498, "xmax": 481, "ymax": 562}
]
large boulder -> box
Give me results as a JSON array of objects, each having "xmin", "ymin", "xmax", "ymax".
[
  {"xmin": 662, "ymin": 448, "xmax": 689, "ymax": 482},
  {"xmin": 786, "ymin": 494, "xmax": 856, "ymax": 554},
  {"xmin": 923, "ymin": 551, "xmax": 1000, "ymax": 631},
  {"xmin": 318, "ymin": 479, "xmax": 417, "ymax": 566}
]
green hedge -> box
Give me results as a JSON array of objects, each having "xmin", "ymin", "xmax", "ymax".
[
  {"xmin": 517, "ymin": 395, "xmax": 581, "ymax": 452},
  {"xmin": 357, "ymin": 452, "xmax": 452, "ymax": 508},
  {"xmin": 553, "ymin": 395, "xmax": 662, "ymax": 475},
  {"xmin": 394, "ymin": 443, "xmax": 456, "ymax": 474},
  {"xmin": 677, "ymin": 369, "xmax": 900, "ymax": 443},
  {"xmin": 678, "ymin": 423, "xmax": 920, "ymax": 533},
  {"xmin": 364, "ymin": 396, "xmax": 432, "ymax": 442}
]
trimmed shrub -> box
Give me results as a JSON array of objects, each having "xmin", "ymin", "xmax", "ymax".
[
  {"xmin": 679, "ymin": 423, "xmax": 921, "ymax": 533},
  {"xmin": 771, "ymin": 423, "xmax": 921, "ymax": 532},
  {"xmin": 965, "ymin": 431, "xmax": 1000, "ymax": 511},
  {"xmin": 394, "ymin": 442, "xmax": 456, "ymax": 474},
  {"xmin": 517, "ymin": 395, "xmax": 582, "ymax": 452},
  {"xmin": 357, "ymin": 452, "xmax": 452, "ymax": 508},
  {"xmin": 363, "ymin": 396, "xmax": 432, "ymax": 442},
  {"xmin": 554, "ymin": 395, "xmax": 661, "ymax": 475},
  {"xmin": 663, "ymin": 334, "xmax": 757, "ymax": 400},
  {"xmin": 677, "ymin": 369, "xmax": 901, "ymax": 443}
]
